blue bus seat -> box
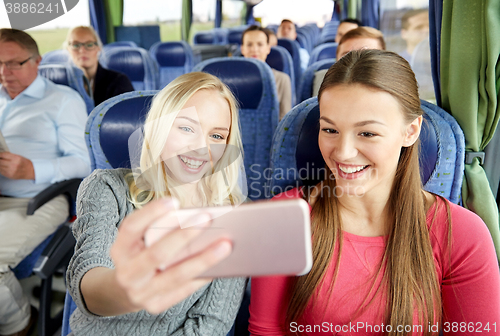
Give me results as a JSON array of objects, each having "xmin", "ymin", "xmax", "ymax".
[
  {"xmin": 277, "ymin": 38, "xmax": 303, "ymax": 93},
  {"xmin": 103, "ymin": 41, "xmax": 138, "ymax": 49},
  {"xmin": 38, "ymin": 64, "xmax": 94, "ymax": 114},
  {"xmin": 194, "ymin": 57, "xmax": 279, "ymax": 199},
  {"xmin": 40, "ymin": 50, "xmax": 71, "ymax": 65},
  {"xmin": 149, "ymin": 41, "xmax": 194, "ymax": 89},
  {"xmin": 308, "ymin": 42, "xmax": 337, "ymax": 66},
  {"xmin": 100, "ymin": 47, "xmax": 159, "ymax": 90},
  {"xmin": 12, "ymin": 179, "xmax": 81, "ymax": 336},
  {"xmin": 114, "ymin": 25, "xmax": 161, "ymax": 50},
  {"xmin": 194, "ymin": 31, "xmax": 217, "ymax": 44},
  {"xmin": 266, "ymin": 46, "xmax": 296, "ymax": 106},
  {"xmin": 228, "ymin": 30, "xmax": 244, "ymax": 45},
  {"xmin": 298, "ymin": 59, "xmax": 335, "ymax": 102},
  {"xmin": 268, "ymin": 97, "xmax": 465, "ymax": 204}
]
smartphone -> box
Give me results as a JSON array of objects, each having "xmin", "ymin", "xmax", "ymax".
[{"xmin": 144, "ymin": 198, "xmax": 312, "ymax": 278}]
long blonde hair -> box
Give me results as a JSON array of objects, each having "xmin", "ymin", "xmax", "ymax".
[
  {"xmin": 285, "ymin": 50, "xmax": 444, "ymax": 335},
  {"xmin": 128, "ymin": 72, "xmax": 245, "ymax": 208}
]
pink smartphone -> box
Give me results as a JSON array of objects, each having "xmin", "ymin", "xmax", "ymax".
[{"xmin": 144, "ymin": 198, "xmax": 312, "ymax": 278}]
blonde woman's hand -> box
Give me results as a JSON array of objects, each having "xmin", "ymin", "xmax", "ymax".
[{"xmin": 82, "ymin": 198, "xmax": 232, "ymax": 316}]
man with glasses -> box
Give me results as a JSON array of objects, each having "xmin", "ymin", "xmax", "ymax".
[{"xmin": 0, "ymin": 28, "xmax": 90, "ymax": 336}]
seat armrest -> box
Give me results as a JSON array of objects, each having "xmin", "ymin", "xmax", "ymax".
[
  {"xmin": 27, "ymin": 179, "xmax": 82, "ymax": 215},
  {"xmin": 33, "ymin": 223, "xmax": 76, "ymax": 280}
]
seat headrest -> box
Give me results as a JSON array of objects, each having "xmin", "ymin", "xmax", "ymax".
[
  {"xmin": 197, "ymin": 59, "xmax": 263, "ymax": 110},
  {"xmin": 99, "ymin": 95, "xmax": 155, "ymax": 169},
  {"xmin": 228, "ymin": 31, "xmax": 243, "ymax": 44},
  {"xmin": 41, "ymin": 50, "xmax": 71, "ymax": 65},
  {"xmin": 153, "ymin": 42, "xmax": 187, "ymax": 67},
  {"xmin": 103, "ymin": 49, "xmax": 145, "ymax": 82},
  {"xmin": 38, "ymin": 64, "xmax": 72, "ymax": 87},
  {"xmin": 195, "ymin": 31, "xmax": 216, "ymax": 44},
  {"xmin": 266, "ymin": 47, "xmax": 285, "ymax": 72},
  {"xmin": 317, "ymin": 43, "xmax": 338, "ymax": 62}
]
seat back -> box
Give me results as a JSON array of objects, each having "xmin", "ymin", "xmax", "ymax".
[
  {"xmin": 193, "ymin": 57, "xmax": 280, "ymax": 199},
  {"xmin": 114, "ymin": 25, "xmax": 161, "ymax": 50},
  {"xmin": 100, "ymin": 47, "xmax": 158, "ymax": 90},
  {"xmin": 277, "ymin": 38, "xmax": 303, "ymax": 93},
  {"xmin": 228, "ymin": 30, "xmax": 244, "ymax": 45},
  {"xmin": 38, "ymin": 64, "xmax": 94, "ymax": 114},
  {"xmin": 298, "ymin": 59, "xmax": 335, "ymax": 102},
  {"xmin": 104, "ymin": 41, "xmax": 138, "ymax": 49},
  {"xmin": 266, "ymin": 46, "xmax": 296, "ymax": 106},
  {"xmin": 309, "ymin": 42, "xmax": 337, "ymax": 66},
  {"xmin": 194, "ymin": 31, "xmax": 217, "ymax": 44},
  {"xmin": 86, "ymin": 91, "xmax": 158, "ymax": 170},
  {"xmin": 268, "ymin": 98, "xmax": 465, "ymax": 203},
  {"xmin": 149, "ymin": 41, "xmax": 194, "ymax": 89},
  {"xmin": 41, "ymin": 50, "xmax": 71, "ymax": 65}
]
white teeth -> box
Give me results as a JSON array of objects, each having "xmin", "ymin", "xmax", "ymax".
[
  {"xmin": 180, "ymin": 156, "xmax": 204, "ymax": 168},
  {"xmin": 339, "ymin": 165, "xmax": 367, "ymax": 174}
]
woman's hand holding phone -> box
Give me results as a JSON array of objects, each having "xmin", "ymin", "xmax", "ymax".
[{"xmin": 108, "ymin": 197, "xmax": 233, "ymax": 315}]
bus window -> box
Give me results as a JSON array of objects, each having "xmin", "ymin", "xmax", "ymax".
[
  {"xmin": 221, "ymin": 0, "xmax": 245, "ymax": 28},
  {"xmin": 191, "ymin": 0, "xmax": 216, "ymax": 43},
  {"xmin": 253, "ymin": 0, "xmax": 333, "ymax": 28},
  {"xmin": 380, "ymin": 0, "xmax": 435, "ymax": 102},
  {"xmin": 123, "ymin": 0, "xmax": 182, "ymax": 41}
]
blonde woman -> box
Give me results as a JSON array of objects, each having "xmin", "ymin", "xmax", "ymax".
[
  {"xmin": 65, "ymin": 26, "xmax": 134, "ymax": 106},
  {"xmin": 66, "ymin": 72, "xmax": 247, "ymax": 335},
  {"xmin": 249, "ymin": 50, "xmax": 500, "ymax": 335}
]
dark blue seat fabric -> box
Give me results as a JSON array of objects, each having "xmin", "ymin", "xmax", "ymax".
[
  {"xmin": 193, "ymin": 57, "xmax": 280, "ymax": 199},
  {"xmin": 214, "ymin": 28, "xmax": 229, "ymax": 45},
  {"xmin": 277, "ymin": 38, "xmax": 303, "ymax": 94},
  {"xmin": 318, "ymin": 21, "xmax": 339, "ymax": 45},
  {"xmin": 100, "ymin": 47, "xmax": 158, "ymax": 90},
  {"xmin": 85, "ymin": 91, "xmax": 158, "ymax": 170},
  {"xmin": 298, "ymin": 59, "xmax": 335, "ymax": 102},
  {"xmin": 40, "ymin": 50, "xmax": 71, "ymax": 65},
  {"xmin": 38, "ymin": 64, "xmax": 94, "ymax": 114},
  {"xmin": 12, "ymin": 233, "xmax": 55, "ymax": 279},
  {"xmin": 114, "ymin": 25, "xmax": 161, "ymax": 49},
  {"xmin": 228, "ymin": 30, "xmax": 244, "ymax": 45},
  {"xmin": 266, "ymin": 46, "xmax": 296, "ymax": 106},
  {"xmin": 268, "ymin": 97, "xmax": 465, "ymax": 204},
  {"xmin": 104, "ymin": 41, "xmax": 138, "ymax": 49},
  {"xmin": 149, "ymin": 41, "xmax": 194, "ymax": 89},
  {"xmin": 194, "ymin": 31, "xmax": 217, "ymax": 44},
  {"xmin": 308, "ymin": 42, "xmax": 338, "ymax": 66}
]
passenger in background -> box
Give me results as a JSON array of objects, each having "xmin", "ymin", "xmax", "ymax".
[
  {"xmin": 313, "ymin": 26, "xmax": 385, "ymax": 96},
  {"xmin": 264, "ymin": 28, "xmax": 278, "ymax": 47},
  {"xmin": 0, "ymin": 28, "xmax": 90, "ymax": 336},
  {"xmin": 65, "ymin": 26, "xmax": 134, "ymax": 106},
  {"xmin": 334, "ymin": 18, "xmax": 362, "ymax": 43},
  {"xmin": 241, "ymin": 26, "xmax": 292, "ymax": 120},
  {"xmin": 249, "ymin": 49, "xmax": 500, "ymax": 335},
  {"xmin": 399, "ymin": 9, "xmax": 429, "ymax": 63},
  {"xmin": 277, "ymin": 19, "xmax": 309, "ymax": 71},
  {"xmin": 66, "ymin": 72, "xmax": 246, "ymax": 335}
]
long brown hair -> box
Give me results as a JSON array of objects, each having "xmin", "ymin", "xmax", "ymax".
[{"xmin": 285, "ymin": 49, "xmax": 442, "ymax": 335}]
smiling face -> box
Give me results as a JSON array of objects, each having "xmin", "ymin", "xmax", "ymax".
[
  {"xmin": 161, "ymin": 89, "xmax": 231, "ymax": 185},
  {"xmin": 318, "ymin": 84, "xmax": 421, "ymax": 197},
  {"xmin": 241, "ymin": 30, "xmax": 271, "ymax": 62},
  {"xmin": 67, "ymin": 28, "xmax": 100, "ymax": 70},
  {"xmin": 0, "ymin": 41, "xmax": 40, "ymax": 99}
]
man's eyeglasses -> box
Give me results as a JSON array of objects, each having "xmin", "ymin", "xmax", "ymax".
[
  {"xmin": 70, "ymin": 42, "xmax": 99, "ymax": 51},
  {"xmin": 0, "ymin": 56, "xmax": 33, "ymax": 70}
]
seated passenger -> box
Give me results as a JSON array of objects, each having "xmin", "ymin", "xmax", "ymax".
[
  {"xmin": 334, "ymin": 18, "xmax": 362, "ymax": 43},
  {"xmin": 65, "ymin": 26, "xmax": 134, "ymax": 106},
  {"xmin": 400, "ymin": 9, "xmax": 429, "ymax": 63},
  {"xmin": 313, "ymin": 26, "xmax": 385, "ymax": 96},
  {"xmin": 264, "ymin": 28, "xmax": 278, "ymax": 47},
  {"xmin": 241, "ymin": 25, "xmax": 292, "ymax": 120},
  {"xmin": 277, "ymin": 19, "xmax": 309, "ymax": 71},
  {"xmin": 66, "ymin": 72, "xmax": 247, "ymax": 335},
  {"xmin": 0, "ymin": 28, "xmax": 90, "ymax": 336},
  {"xmin": 249, "ymin": 50, "xmax": 500, "ymax": 334}
]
